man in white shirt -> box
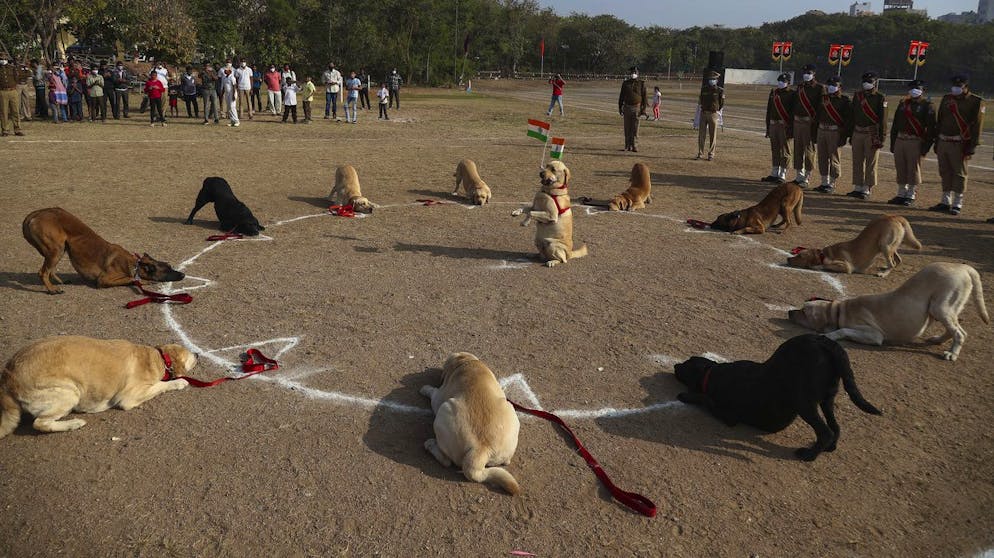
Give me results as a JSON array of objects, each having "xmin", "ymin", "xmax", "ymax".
[
  {"xmin": 234, "ymin": 59, "xmax": 253, "ymax": 120},
  {"xmin": 322, "ymin": 62, "xmax": 342, "ymax": 120}
]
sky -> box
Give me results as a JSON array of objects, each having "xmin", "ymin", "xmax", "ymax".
[{"xmin": 537, "ymin": 0, "xmax": 982, "ymax": 29}]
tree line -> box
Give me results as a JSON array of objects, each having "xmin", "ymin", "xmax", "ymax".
[{"xmin": 1, "ymin": 1, "xmax": 991, "ymax": 92}]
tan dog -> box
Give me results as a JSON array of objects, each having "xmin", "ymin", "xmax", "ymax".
[
  {"xmin": 0, "ymin": 336, "xmax": 196, "ymax": 438},
  {"xmin": 788, "ymin": 215, "xmax": 922, "ymax": 277},
  {"xmin": 22, "ymin": 207, "xmax": 185, "ymax": 294},
  {"xmin": 788, "ymin": 262, "xmax": 989, "ymax": 361},
  {"xmin": 710, "ymin": 183, "xmax": 804, "ymax": 234},
  {"xmin": 328, "ymin": 165, "xmax": 377, "ymax": 213},
  {"xmin": 608, "ymin": 162, "xmax": 653, "ymax": 211},
  {"xmin": 420, "ymin": 352, "xmax": 520, "ymax": 495},
  {"xmin": 514, "ymin": 160, "xmax": 588, "ymax": 266},
  {"xmin": 452, "ymin": 159, "xmax": 492, "ymax": 205}
]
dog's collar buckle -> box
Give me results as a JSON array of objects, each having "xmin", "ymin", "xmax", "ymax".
[{"xmin": 158, "ymin": 348, "xmax": 175, "ymax": 381}]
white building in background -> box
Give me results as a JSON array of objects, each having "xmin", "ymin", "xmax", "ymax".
[
  {"xmin": 979, "ymin": 0, "xmax": 994, "ymax": 22},
  {"xmin": 883, "ymin": 0, "xmax": 927, "ymax": 15},
  {"xmin": 849, "ymin": 2, "xmax": 874, "ymax": 15}
]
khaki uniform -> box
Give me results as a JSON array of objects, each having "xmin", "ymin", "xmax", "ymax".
[
  {"xmin": 0, "ymin": 63, "xmax": 30, "ymax": 134},
  {"xmin": 697, "ymin": 85, "xmax": 724, "ymax": 158},
  {"xmin": 766, "ymin": 87, "xmax": 796, "ymax": 170},
  {"xmin": 849, "ymin": 90, "xmax": 887, "ymax": 192},
  {"xmin": 815, "ymin": 92, "xmax": 852, "ymax": 184},
  {"xmin": 618, "ymin": 78, "xmax": 647, "ymax": 150},
  {"xmin": 934, "ymin": 92, "xmax": 985, "ymax": 195},
  {"xmin": 16, "ymin": 67, "xmax": 31, "ymax": 120},
  {"xmin": 889, "ymin": 97, "xmax": 935, "ymax": 197},
  {"xmin": 792, "ymin": 81, "xmax": 825, "ymax": 180}
]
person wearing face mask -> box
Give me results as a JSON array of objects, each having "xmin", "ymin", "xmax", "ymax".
[
  {"xmin": 0, "ymin": 51, "xmax": 31, "ymax": 136},
  {"xmin": 845, "ymin": 72, "xmax": 887, "ymax": 200},
  {"xmin": 264, "ymin": 64, "xmax": 282, "ymax": 115},
  {"xmin": 111, "ymin": 61, "xmax": 130, "ymax": 118},
  {"xmin": 790, "ymin": 63, "xmax": 824, "ymax": 187},
  {"xmin": 929, "ymin": 75, "xmax": 985, "ymax": 216},
  {"xmin": 388, "ymin": 68, "xmax": 403, "ymax": 110},
  {"xmin": 235, "ymin": 59, "xmax": 253, "ymax": 120},
  {"xmin": 322, "ymin": 63, "xmax": 342, "ymax": 119},
  {"xmin": 887, "ymin": 79, "xmax": 935, "ymax": 207},
  {"xmin": 200, "ymin": 63, "xmax": 220, "ymax": 125},
  {"xmin": 763, "ymin": 73, "xmax": 796, "ymax": 183},
  {"xmin": 812, "ymin": 76, "xmax": 852, "ymax": 194},
  {"xmin": 618, "ymin": 65, "xmax": 648, "ymax": 152},
  {"xmin": 696, "ymin": 70, "xmax": 725, "ymax": 161}
]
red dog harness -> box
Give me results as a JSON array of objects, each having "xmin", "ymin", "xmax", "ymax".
[
  {"xmin": 790, "ymin": 246, "xmax": 827, "ymax": 264},
  {"xmin": 550, "ymin": 182, "xmax": 570, "ymax": 215},
  {"xmin": 159, "ymin": 348, "xmax": 279, "ymax": 387}
]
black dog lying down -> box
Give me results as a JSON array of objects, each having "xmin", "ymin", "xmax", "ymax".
[
  {"xmin": 674, "ymin": 334, "xmax": 881, "ymax": 461},
  {"xmin": 185, "ymin": 177, "xmax": 265, "ymax": 236}
]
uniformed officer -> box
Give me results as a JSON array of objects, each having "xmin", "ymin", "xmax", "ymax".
[
  {"xmin": 696, "ymin": 70, "xmax": 724, "ymax": 161},
  {"xmin": 887, "ymin": 79, "xmax": 935, "ymax": 207},
  {"xmin": 763, "ymin": 72, "xmax": 795, "ymax": 183},
  {"xmin": 846, "ymin": 72, "xmax": 887, "ymax": 200},
  {"xmin": 0, "ymin": 50, "xmax": 30, "ymax": 136},
  {"xmin": 618, "ymin": 66, "xmax": 647, "ymax": 152},
  {"xmin": 928, "ymin": 75, "xmax": 985, "ymax": 215},
  {"xmin": 813, "ymin": 76, "xmax": 852, "ymax": 193},
  {"xmin": 790, "ymin": 63, "xmax": 824, "ymax": 186}
]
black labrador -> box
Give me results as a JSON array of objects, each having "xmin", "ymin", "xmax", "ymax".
[
  {"xmin": 185, "ymin": 177, "xmax": 265, "ymax": 236},
  {"xmin": 673, "ymin": 334, "xmax": 882, "ymax": 461}
]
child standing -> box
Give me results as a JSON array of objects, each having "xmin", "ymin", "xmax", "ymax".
[
  {"xmin": 282, "ymin": 76, "xmax": 299, "ymax": 123},
  {"xmin": 168, "ymin": 78, "xmax": 180, "ymax": 118},
  {"xmin": 344, "ymin": 71, "xmax": 360, "ymax": 123},
  {"xmin": 652, "ymin": 86, "xmax": 661, "ymax": 121},
  {"xmin": 377, "ymin": 82, "xmax": 389, "ymax": 120},
  {"xmin": 67, "ymin": 75, "xmax": 84, "ymax": 121},
  {"xmin": 143, "ymin": 70, "xmax": 166, "ymax": 126},
  {"xmin": 300, "ymin": 76, "xmax": 315, "ymax": 123}
]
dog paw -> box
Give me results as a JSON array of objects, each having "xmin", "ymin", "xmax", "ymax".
[
  {"xmin": 794, "ymin": 447, "xmax": 819, "ymax": 461},
  {"xmin": 511, "ymin": 208, "xmax": 523, "ymax": 216},
  {"xmin": 942, "ymin": 351, "xmax": 958, "ymax": 362},
  {"xmin": 173, "ymin": 379, "xmax": 189, "ymax": 389},
  {"xmin": 544, "ymin": 261, "xmax": 559, "ymax": 268},
  {"xmin": 824, "ymin": 441, "xmax": 837, "ymax": 452},
  {"xmin": 184, "ymin": 219, "xmax": 193, "ymax": 225},
  {"xmin": 47, "ymin": 289, "xmax": 65, "ymax": 295}
]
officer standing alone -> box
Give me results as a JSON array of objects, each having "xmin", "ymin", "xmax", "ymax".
[
  {"xmin": 813, "ymin": 76, "xmax": 852, "ymax": 194},
  {"xmin": 929, "ymin": 75, "xmax": 985, "ymax": 216},
  {"xmin": 763, "ymin": 72, "xmax": 795, "ymax": 183},
  {"xmin": 887, "ymin": 79, "xmax": 935, "ymax": 206},
  {"xmin": 696, "ymin": 70, "xmax": 724, "ymax": 161},
  {"xmin": 618, "ymin": 66, "xmax": 647, "ymax": 152},
  {"xmin": 846, "ymin": 72, "xmax": 887, "ymax": 200}
]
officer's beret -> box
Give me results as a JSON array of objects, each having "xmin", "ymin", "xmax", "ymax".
[
  {"xmin": 802, "ymin": 63, "xmax": 816, "ymax": 72},
  {"xmin": 907, "ymin": 79, "xmax": 926, "ymax": 89},
  {"xmin": 951, "ymin": 74, "xmax": 969, "ymax": 85},
  {"xmin": 826, "ymin": 76, "xmax": 841, "ymax": 86},
  {"xmin": 777, "ymin": 73, "xmax": 791, "ymax": 83},
  {"xmin": 861, "ymin": 72, "xmax": 878, "ymax": 81}
]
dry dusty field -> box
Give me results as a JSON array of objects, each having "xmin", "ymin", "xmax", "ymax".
[{"xmin": 1, "ymin": 80, "xmax": 993, "ymax": 557}]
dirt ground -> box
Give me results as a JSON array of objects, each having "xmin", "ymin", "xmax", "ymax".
[{"xmin": 1, "ymin": 81, "xmax": 993, "ymax": 557}]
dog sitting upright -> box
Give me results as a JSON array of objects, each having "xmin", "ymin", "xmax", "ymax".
[
  {"xmin": 420, "ymin": 352, "xmax": 521, "ymax": 494},
  {"xmin": 674, "ymin": 334, "xmax": 882, "ymax": 461},
  {"xmin": 185, "ymin": 176, "xmax": 265, "ymax": 235},
  {"xmin": 452, "ymin": 159, "xmax": 492, "ymax": 205},
  {"xmin": 788, "ymin": 215, "xmax": 922, "ymax": 277},
  {"xmin": 0, "ymin": 335, "xmax": 196, "ymax": 438},
  {"xmin": 711, "ymin": 182, "xmax": 804, "ymax": 234},
  {"xmin": 22, "ymin": 207, "xmax": 185, "ymax": 294},
  {"xmin": 609, "ymin": 162, "xmax": 652, "ymax": 211},
  {"xmin": 516, "ymin": 160, "xmax": 588, "ymax": 267},
  {"xmin": 328, "ymin": 165, "xmax": 377, "ymax": 213}
]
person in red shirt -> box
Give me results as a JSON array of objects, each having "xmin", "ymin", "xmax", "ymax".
[
  {"xmin": 264, "ymin": 65, "xmax": 282, "ymax": 115},
  {"xmin": 546, "ymin": 73, "xmax": 565, "ymax": 117},
  {"xmin": 143, "ymin": 70, "xmax": 166, "ymax": 126}
]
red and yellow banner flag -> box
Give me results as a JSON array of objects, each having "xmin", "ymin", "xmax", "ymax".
[
  {"xmin": 772, "ymin": 41, "xmax": 783, "ymax": 61},
  {"xmin": 828, "ymin": 44, "xmax": 842, "ymax": 66},
  {"xmin": 840, "ymin": 45, "xmax": 854, "ymax": 66},
  {"xmin": 782, "ymin": 41, "xmax": 793, "ymax": 61}
]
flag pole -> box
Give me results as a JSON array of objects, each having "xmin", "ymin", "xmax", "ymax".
[{"xmin": 540, "ymin": 136, "xmax": 548, "ymax": 168}]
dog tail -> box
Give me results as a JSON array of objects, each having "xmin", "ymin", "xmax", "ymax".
[
  {"xmin": 570, "ymin": 244, "xmax": 589, "ymax": 260},
  {"xmin": 793, "ymin": 193, "xmax": 804, "ymax": 226},
  {"xmin": 828, "ymin": 340, "xmax": 882, "ymax": 416},
  {"xmin": 968, "ymin": 266, "xmax": 990, "ymax": 325},
  {"xmin": 462, "ymin": 447, "xmax": 521, "ymax": 495},
  {"xmin": 899, "ymin": 217, "xmax": 923, "ymax": 250},
  {"xmin": 0, "ymin": 382, "xmax": 21, "ymax": 440}
]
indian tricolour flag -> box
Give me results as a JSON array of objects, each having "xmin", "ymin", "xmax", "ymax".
[
  {"xmin": 527, "ymin": 119, "xmax": 550, "ymax": 142},
  {"xmin": 549, "ymin": 137, "xmax": 566, "ymax": 159}
]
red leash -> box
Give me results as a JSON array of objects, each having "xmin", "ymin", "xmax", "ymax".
[
  {"xmin": 416, "ymin": 198, "xmax": 448, "ymax": 206},
  {"xmin": 507, "ymin": 399, "xmax": 657, "ymax": 518},
  {"xmin": 329, "ymin": 204, "xmax": 356, "ymax": 217},
  {"xmin": 206, "ymin": 229, "xmax": 244, "ymax": 241},
  {"xmin": 126, "ymin": 281, "xmax": 193, "ymax": 309},
  {"xmin": 159, "ymin": 347, "xmax": 279, "ymax": 387},
  {"xmin": 686, "ymin": 219, "xmax": 710, "ymax": 229},
  {"xmin": 790, "ymin": 246, "xmax": 807, "ymax": 255}
]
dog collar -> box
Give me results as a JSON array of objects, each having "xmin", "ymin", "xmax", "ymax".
[
  {"xmin": 700, "ymin": 367, "xmax": 713, "ymax": 395},
  {"xmin": 132, "ymin": 253, "xmax": 142, "ymax": 282},
  {"xmin": 158, "ymin": 348, "xmax": 175, "ymax": 381}
]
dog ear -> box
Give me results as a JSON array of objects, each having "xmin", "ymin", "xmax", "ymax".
[{"xmin": 563, "ymin": 166, "xmax": 571, "ymax": 185}]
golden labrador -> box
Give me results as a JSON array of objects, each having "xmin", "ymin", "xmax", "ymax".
[
  {"xmin": 452, "ymin": 159, "xmax": 492, "ymax": 205},
  {"xmin": 788, "ymin": 262, "xmax": 989, "ymax": 361},
  {"xmin": 420, "ymin": 352, "xmax": 520, "ymax": 495},
  {"xmin": 22, "ymin": 207, "xmax": 185, "ymax": 294},
  {"xmin": 609, "ymin": 162, "xmax": 653, "ymax": 211},
  {"xmin": 328, "ymin": 165, "xmax": 377, "ymax": 213},
  {"xmin": 788, "ymin": 215, "xmax": 922, "ymax": 277},
  {"xmin": 514, "ymin": 160, "xmax": 588, "ymax": 266},
  {"xmin": 0, "ymin": 336, "xmax": 196, "ymax": 438},
  {"xmin": 711, "ymin": 183, "xmax": 804, "ymax": 234}
]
